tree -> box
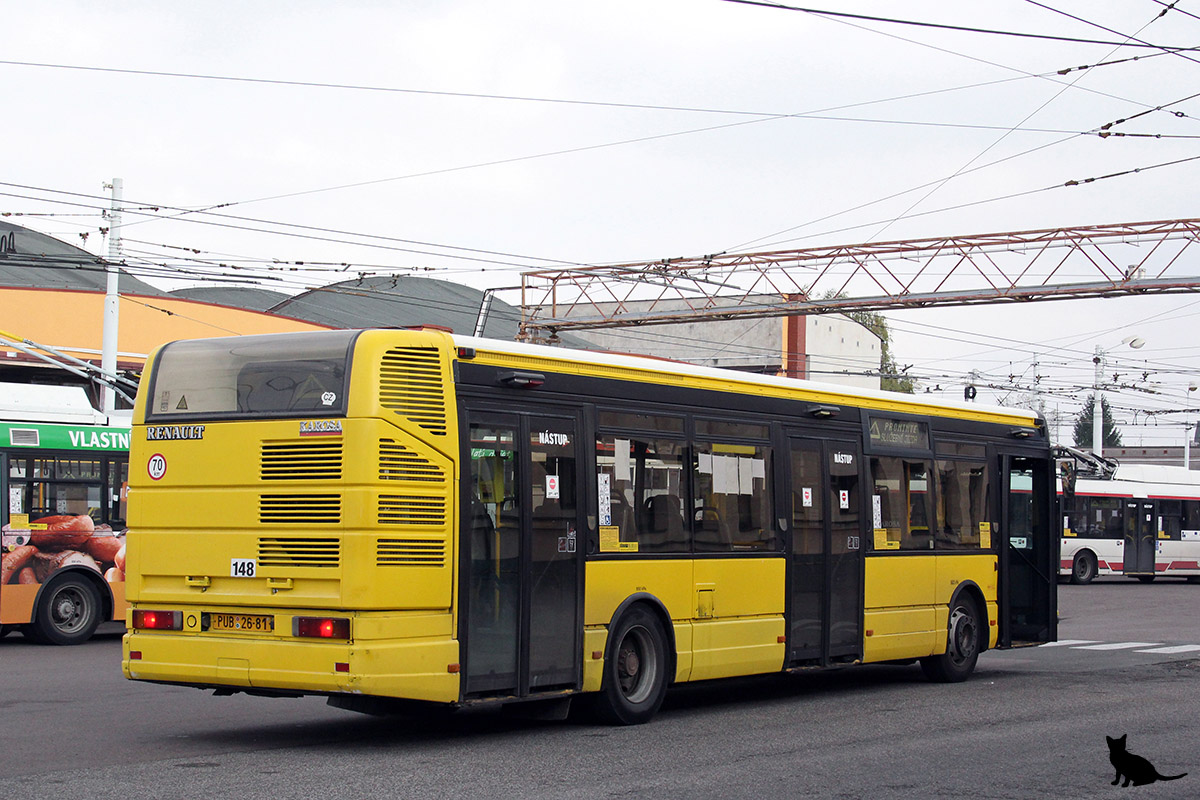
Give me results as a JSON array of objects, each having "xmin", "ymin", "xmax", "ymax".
[{"xmin": 1072, "ymin": 393, "xmax": 1122, "ymax": 449}]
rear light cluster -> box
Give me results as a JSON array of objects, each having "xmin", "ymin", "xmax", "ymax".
[
  {"xmin": 131, "ymin": 610, "xmax": 183, "ymax": 631},
  {"xmin": 131, "ymin": 609, "xmax": 349, "ymax": 639},
  {"xmin": 292, "ymin": 616, "xmax": 350, "ymax": 639}
]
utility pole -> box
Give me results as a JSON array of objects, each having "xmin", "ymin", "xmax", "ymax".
[
  {"xmin": 1092, "ymin": 346, "xmax": 1103, "ymax": 457},
  {"xmin": 101, "ymin": 178, "xmax": 122, "ymax": 415}
]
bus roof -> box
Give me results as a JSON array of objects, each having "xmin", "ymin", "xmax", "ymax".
[
  {"xmin": 450, "ymin": 333, "xmax": 1041, "ymax": 426},
  {"xmin": 0, "ymin": 382, "xmax": 110, "ymax": 425}
]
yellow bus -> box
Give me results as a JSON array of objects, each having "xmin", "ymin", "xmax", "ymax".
[{"xmin": 122, "ymin": 328, "xmax": 1055, "ymax": 724}]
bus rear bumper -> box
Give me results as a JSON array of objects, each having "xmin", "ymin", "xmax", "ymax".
[{"xmin": 122, "ymin": 630, "xmax": 461, "ymax": 704}]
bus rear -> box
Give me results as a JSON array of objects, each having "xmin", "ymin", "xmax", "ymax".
[{"xmin": 122, "ymin": 329, "xmax": 463, "ymax": 704}]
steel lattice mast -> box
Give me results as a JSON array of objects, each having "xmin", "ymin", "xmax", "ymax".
[{"xmin": 518, "ymin": 218, "xmax": 1200, "ymax": 342}]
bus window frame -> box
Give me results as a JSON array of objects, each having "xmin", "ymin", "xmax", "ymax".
[{"xmin": 144, "ymin": 330, "xmax": 361, "ymax": 424}]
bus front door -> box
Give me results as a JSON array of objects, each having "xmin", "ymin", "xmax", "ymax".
[
  {"xmin": 787, "ymin": 436, "xmax": 863, "ymax": 667},
  {"xmin": 1122, "ymin": 501, "xmax": 1156, "ymax": 576},
  {"xmin": 999, "ymin": 454, "xmax": 1056, "ymax": 645},
  {"xmin": 462, "ymin": 411, "xmax": 583, "ymax": 700}
]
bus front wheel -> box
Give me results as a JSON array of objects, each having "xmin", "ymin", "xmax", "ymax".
[
  {"xmin": 920, "ymin": 596, "xmax": 981, "ymax": 683},
  {"xmin": 1070, "ymin": 551, "xmax": 1097, "ymax": 585},
  {"xmin": 593, "ymin": 605, "xmax": 669, "ymax": 725},
  {"xmin": 29, "ymin": 575, "xmax": 101, "ymax": 646}
]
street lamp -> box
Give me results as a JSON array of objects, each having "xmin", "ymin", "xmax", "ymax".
[
  {"xmin": 1187, "ymin": 382, "xmax": 1198, "ymax": 470},
  {"xmin": 1093, "ymin": 336, "xmax": 1145, "ymax": 457}
]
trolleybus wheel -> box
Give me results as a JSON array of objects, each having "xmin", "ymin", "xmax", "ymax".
[
  {"xmin": 593, "ymin": 605, "xmax": 669, "ymax": 725},
  {"xmin": 1070, "ymin": 551, "xmax": 1097, "ymax": 585},
  {"xmin": 920, "ymin": 596, "xmax": 981, "ymax": 683},
  {"xmin": 30, "ymin": 575, "xmax": 101, "ymax": 646}
]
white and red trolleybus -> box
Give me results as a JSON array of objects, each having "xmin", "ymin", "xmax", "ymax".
[{"xmin": 1060, "ymin": 461, "xmax": 1200, "ymax": 584}]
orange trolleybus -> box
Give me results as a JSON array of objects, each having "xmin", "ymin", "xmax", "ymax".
[
  {"xmin": 1, "ymin": 383, "xmax": 129, "ymax": 644},
  {"xmin": 122, "ymin": 329, "xmax": 1055, "ymax": 724}
]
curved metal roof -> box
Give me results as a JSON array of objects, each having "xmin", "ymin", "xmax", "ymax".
[{"xmin": 0, "ymin": 220, "xmax": 168, "ymax": 296}]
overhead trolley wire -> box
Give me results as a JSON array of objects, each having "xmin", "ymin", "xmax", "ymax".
[{"xmin": 719, "ymin": 0, "xmax": 1200, "ymax": 49}]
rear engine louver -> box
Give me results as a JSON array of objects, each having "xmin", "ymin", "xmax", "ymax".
[
  {"xmin": 261, "ymin": 440, "xmax": 344, "ymax": 481},
  {"xmin": 258, "ymin": 537, "xmax": 341, "ymax": 567},
  {"xmin": 379, "ymin": 439, "xmax": 445, "ymax": 482},
  {"xmin": 377, "ymin": 537, "xmax": 446, "ymax": 567},
  {"xmin": 378, "ymin": 495, "xmax": 446, "ymax": 526},
  {"xmin": 379, "ymin": 347, "xmax": 447, "ymax": 436},
  {"xmin": 259, "ymin": 494, "xmax": 341, "ymax": 524}
]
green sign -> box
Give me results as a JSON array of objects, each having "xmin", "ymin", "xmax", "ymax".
[{"xmin": 0, "ymin": 422, "xmax": 132, "ymax": 452}]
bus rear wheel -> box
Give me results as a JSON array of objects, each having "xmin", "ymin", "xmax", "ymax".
[
  {"xmin": 593, "ymin": 606, "xmax": 669, "ymax": 725},
  {"xmin": 1070, "ymin": 551, "xmax": 1097, "ymax": 585},
  {"xmin": 920, "ymin": 596, "xmax": 981, "ymax": 683},
  {"xmin": 29, "ymin": 575, "xmax": 101, "ymax": 646}
]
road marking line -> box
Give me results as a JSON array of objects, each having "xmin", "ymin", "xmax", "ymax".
[
  {"xmin": 1134, "ymin": 644, "xmax": 1200, "ymax": 654},
  {"xmin": 1040, "ymin": 639, "xmax": 1102, "ymax": 647},
  {"xmin": 1073, "ymin": 642, "xmax": 1162, "ymax": 650}
]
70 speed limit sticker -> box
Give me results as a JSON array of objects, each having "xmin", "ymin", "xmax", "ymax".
[{"xmin": 147, "ymin": 453, "xmax": 167, "ymax": 480}]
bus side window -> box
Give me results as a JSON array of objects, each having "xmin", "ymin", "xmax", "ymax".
[
  {"xmin": 596, "ymin": 434, "xmax": 687, "ymax": 553},
  {"xmin": 871, "ymin": 456, "xmax": 933, "ymax": 551},
  {"xmin": 692, "ymin": 442, "xmax": 775, "ymax": 552},
  {"xmin": 934, "ymin": 459, "xmax": 989, "ymax": 549}
]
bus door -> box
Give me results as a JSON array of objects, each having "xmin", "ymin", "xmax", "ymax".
[
  {"xmin": 998, "ymin": 454, "xmax": 1056, "ymax": 645},
  {"xmin": 1122, "ymin": 500, "xmax": 1156, "ymax": 575},
  {"xmin": 461, "ymin": 410, "xmax": 583, "ymax": 699},
  {"xmin": 786, "ymin": 435, "xmax": 863, "ymax": 666}
]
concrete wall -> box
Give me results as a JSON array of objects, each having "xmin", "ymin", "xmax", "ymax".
[{"xmin": 565, "ymin": 298, "xmax": 882, "ymax": 389}]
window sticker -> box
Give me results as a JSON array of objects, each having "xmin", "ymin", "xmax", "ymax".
[
  {"xmin": 615, "ymin": 439, "xmax": 631, "ymax": 482},
  {"xmin": 597, "ymin": 474, "xmax": 612, "ymax": 526}
]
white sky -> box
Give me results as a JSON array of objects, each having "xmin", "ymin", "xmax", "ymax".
[{"xmin": 5, "ymin": 1, "xmax": 1200, "ymax": 447}]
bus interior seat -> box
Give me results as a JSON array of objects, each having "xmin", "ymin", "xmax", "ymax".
[{"xmin": 640, "ymin": 495, "xmax": 684, "ymax": 552}]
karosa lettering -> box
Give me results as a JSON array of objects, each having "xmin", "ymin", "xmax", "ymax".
[{"xmin": 300, "ymin": 420, "xmax": 343, "ymax": 435}]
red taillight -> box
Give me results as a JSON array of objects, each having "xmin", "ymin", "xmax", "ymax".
[
  {"xmin": 293, "ymin": 616, "xmax": 350, "ymax": 639},
  {"xmin": 132, "ymin": 610, "xmax": 183, "ymax": 630}
]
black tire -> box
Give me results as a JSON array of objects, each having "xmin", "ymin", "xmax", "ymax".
[
  {"xmin": 920, "ymin": 596, "xmax": 982, "ymax": 683},
  {"xmin": 29, "ymin": 574, "xmax": 101, "ymax": 646},
  {"xmin": 0, "ymin": 624, "xmax": 12, "ymax": 638},
  {"xmin": 1070, "ymin": 551, "xmax": 1097, "ymax": 585},
  {"xmin": 593, "ymin": 605, "xmax": 669, "ymax": 725}
]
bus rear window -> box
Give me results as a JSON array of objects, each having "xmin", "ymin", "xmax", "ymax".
[{"xmin": 146, "ymin": 331, "xmax": 358, "ymax": 421}]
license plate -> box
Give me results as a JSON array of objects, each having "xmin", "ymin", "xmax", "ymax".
[{"xmin": 209, "ymin": 613, "xmax": 275, "ymax": 633}]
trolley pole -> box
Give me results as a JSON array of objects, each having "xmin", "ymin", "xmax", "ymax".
[{"xmin": 101, "ymin": 178, "xmax": 123, "ymax": 415}]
